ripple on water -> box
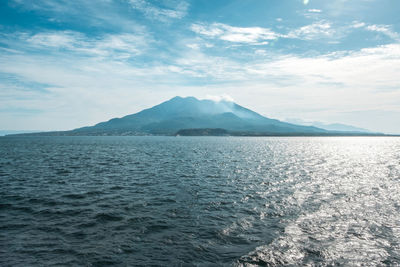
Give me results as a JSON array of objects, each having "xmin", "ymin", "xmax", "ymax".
[{"xmin": 0, "ymin": 136, "xmax": 399, "ymax": 266}]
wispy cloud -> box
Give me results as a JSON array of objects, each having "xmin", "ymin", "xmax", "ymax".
[
  {"xmin": 168, "ymin": 49, "xmax": 248, "ymax": 80},
  {"xmin": 169, "ymin": 42, "xmax": 400, "ymax": 92},
  {"xmin": 191, "ymin": 21, "xmax": 339, "ymax": 44},
  {"xmin": 366, "ymin": 24, "xmax": 400, "ymax": 41},
  {"xmin": 249, "ymin": 44, "xmax": 400, "ymax": 90},
  {"xmin": 191, "ymin": 23, "xmax": 280, "ymax": 44},
  {"xmin": 308, "ymin": 9, "xmax": 321, "ymax": 13},
  {"xmin": 5, "ymin": 31, "xmax": 151, "ymax": 59},
  {"xmin": 128, "ymin": 0, "xmax": 189, "ymax": 21},
  {"xmin": 11, "ymin": 0, "xmax": 72, "ymax": 14},
  {"xmin": 349, "ymin": 22, "xmax": 400, "ymax": 40},
  {"xmin": 204, "ymin": 94, "xmax": 234, "ymax": 102},
  {"xmin": 10, "ymin": 0, "xmax": 144, "ymax": 31},
  {"xmin": 351, "ymin": 21, "xmax": 366, "ymax": 28},
  {"xmin": 27, "ymin": 31, "xmax": 84, "ymax": 48},
  {"xmin": 286, "ymin": 21, "xmax": 334, "ymax": 40}
]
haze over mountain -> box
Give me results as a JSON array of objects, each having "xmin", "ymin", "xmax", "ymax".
[{"xmin": 13, "ymin": 96, "xmax": 383, "ymax": 136}]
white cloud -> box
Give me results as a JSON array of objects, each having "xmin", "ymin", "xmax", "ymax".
[
  {"xmin": 204, "ymin": 94, "xmax": 234, "ymax": 102},
  {"xmin": 255, "ymin": 49, "xmax": 267, "ymax": 56},
  {"xmin": 191, "ymin": 24, "xmax": 224, "ymax": 37},
  {"xmin": 349, "ymin": 22, "xmax": 400, "ymax": 41},
  {"xmin": 28, "ymin": 31, "xmax": 81, "ymax": 48},
  {"xmin": 192, "ymin": 21, "xmax": 341, "ymax": 44},
  {"xmin": 351, "ymin": 22, "xmax": 366, "ymax": 28},
  {"xmin": 252, "ymin": 44, "xmax": 400, "ymax": 89},
  {"xmin": 186, "ymin": 43, "xmax": 200, "ymax": 49},
  {"xmin": 191, "ymin": 23, "xmax": 280, "ymax": 44},
  {"xmin": 286, "ymin": 21, "xmax": 334, "ymax": 40},
  {"xmin": 308, "ymin": 9, "xmax": 321, "ymax": 13},
  {"xmin": 95, "ymin": 34, "xmax": 147, "ymax": 55},
  {"xmin": 303, "ymin": 0, "xmax": 309, "ymax": 5},
  {"xmin": 20, "ymin": 31, "xmax": 150, "ymax": 58},
  {"xmin": 128, "ymin": 0, "xmax": 188, "ymax": 21},
  {"xmin": 366, "ymin": 24, "xmax": 400, "ymax": 40},
  {"xmin": 170, "ymin": 49, "xmax": 247, "ymax": 80}
]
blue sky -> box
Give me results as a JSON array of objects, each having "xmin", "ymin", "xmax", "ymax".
[{"xmin": 1, "ymin": 0, "xmax": 399, "ymax": 133}]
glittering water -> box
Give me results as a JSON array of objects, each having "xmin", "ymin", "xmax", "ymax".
[{"xmin": 1, "ymin": 136, "xmax": 400, "ymax": 266}]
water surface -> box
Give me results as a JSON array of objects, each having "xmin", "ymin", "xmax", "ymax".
[{"xmin": 1, "ymin": 136, "xmax": 399, "ymax": 266}]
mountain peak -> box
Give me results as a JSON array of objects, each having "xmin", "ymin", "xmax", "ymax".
[
  {"xmin": 169, "ymin": 96, "xmax": 195, "ymax": 101},
  {"xmin": 167, "ymin": 96, "xmax": 233, "ymax": 105}
]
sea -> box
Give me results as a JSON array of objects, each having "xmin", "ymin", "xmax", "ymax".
[{"xmin": 0, "ymin": 136, "xmax": 399, "ymax": 266}]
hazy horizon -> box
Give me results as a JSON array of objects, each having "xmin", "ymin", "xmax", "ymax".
[
  {"xmin": 1, "ymin": 0, "xmax": 400, "ymax": 134},
  {"xmin": 0, "ymin": 95, "xmax": 386, "ymax": 135}
]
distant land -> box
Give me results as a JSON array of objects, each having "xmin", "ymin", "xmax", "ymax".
[
  {"xmin": 284, "ymin": 118, "xmax": 371, "ymax": 133},
  {"xmin": 6, "ymin": 96, "xmax": 389, "ymax": 137},
  {"xmin": 0, "ymin": 130, "xmax": 40, "ymax": 136}
]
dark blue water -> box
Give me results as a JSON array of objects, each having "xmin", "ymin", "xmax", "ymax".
[{"xmin": 1, "ymin": 136, "xmax": 399, "ymax": 266}]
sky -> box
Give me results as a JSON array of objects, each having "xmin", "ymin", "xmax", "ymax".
[{"xmin": 0, "ymin": 0, "xmax": 399, "ymax": 133}]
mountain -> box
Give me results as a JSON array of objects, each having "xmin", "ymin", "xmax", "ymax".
[
  {"xmin": 10, "ymin": 96, "xmax": 379, "ymax": 136},
  {"xmin": 285, "ymin": 118, "xmax": 372, "ymax": 133},
  {"xmin": 71, "ymin": 96, "xmax": 329, "ymax": 135}
]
